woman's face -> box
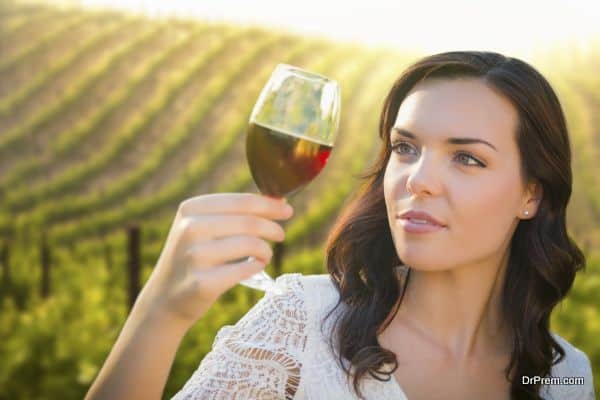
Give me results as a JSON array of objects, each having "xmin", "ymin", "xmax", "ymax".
[{"xmin": 384, "ymin": 77, "xmax": 540, "ymax": 271}]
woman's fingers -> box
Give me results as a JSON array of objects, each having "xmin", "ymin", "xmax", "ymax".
[
  {"xmin": 182, "ymin": 235, "xmax": 274, "ymax": 266},
  {"xmin": 140, "ymin": 192, "xmax": 296, "ymax": 328},
  {"xmin": 177, "ymin": 214, "xmax": 285, "ymax": 243},
  {"xmin": 178, "ymin": 193, "xmax": 293, "ymax": 221}
]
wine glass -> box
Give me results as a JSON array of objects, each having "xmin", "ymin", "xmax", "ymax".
[{"xmin": 239, "ymin": 63, "xmax": 341, "ymax": 293}]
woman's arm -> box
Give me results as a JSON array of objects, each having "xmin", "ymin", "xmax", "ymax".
[
  {"xmin": 84, "ymin": 193, "xmax": 292, "ymax": 399},
  {"xmin": 84, "ymin": 302, "xmax": 190, "ymax": 400}
]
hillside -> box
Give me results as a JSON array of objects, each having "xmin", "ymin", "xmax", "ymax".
[{"xmin": 0, "ymin": 3, "xmax": 598, "ymax": 398}]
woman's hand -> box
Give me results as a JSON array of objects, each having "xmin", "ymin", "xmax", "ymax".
[{"xmin": 134, "ymin": 192, "xmax": 294, "ymax": 330}]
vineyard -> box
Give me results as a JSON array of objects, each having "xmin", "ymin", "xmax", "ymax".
[{"xmin": 0, "ymin": 2, "xmax": 598, "ymax": 399}]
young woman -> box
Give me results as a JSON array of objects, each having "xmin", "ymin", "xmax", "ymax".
[{"xmin": 85, "ymin": 51, "xmax": 595, "ymax": 400}]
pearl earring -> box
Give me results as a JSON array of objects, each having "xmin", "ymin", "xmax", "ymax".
[{"xmin": 524, "ymin": 210, "xmax": 529, "ymax": 216}]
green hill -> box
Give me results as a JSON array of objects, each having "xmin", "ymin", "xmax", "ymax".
[{"xmin": 0, "ymin": 2, "xmax": 598, "ymax": 398}]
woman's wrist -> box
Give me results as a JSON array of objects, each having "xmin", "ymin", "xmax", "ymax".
[
  {"xmin": 129, "ymin": 292, "xmax": 195, "ymax": 337},
  {"xmin": 132, "ymin": 274, "xmax": 215, "ymax": 333},
  {"xmin": 85, "ymin": 297, "xmax": 192, "ymax": 399}
]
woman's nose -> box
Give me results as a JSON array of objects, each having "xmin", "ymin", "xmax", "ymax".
[{"xmin": 405, "ymin": 152, "xmax": 441, "ymax": 196}]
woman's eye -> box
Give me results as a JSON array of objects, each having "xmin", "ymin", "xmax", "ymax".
[
  {"xmin": 390, "ymin": 141, "xmax": 485, "ymax": 168},
  {"xmin": 391, "ymin": 141, "xmax": 416, "ymax": 155},
  {"xmin": 455, "ymin": 153, "xmax": 485, "ymax": 167}
]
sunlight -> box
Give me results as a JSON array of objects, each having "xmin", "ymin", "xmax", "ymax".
[{"xmin": 23, "ymin": 0, "xmax": 600, "ymax": 58}]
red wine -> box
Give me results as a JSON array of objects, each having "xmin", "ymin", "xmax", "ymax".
[{"xmin": 246, "ymin": 122, "xmax": 333, "ymax": 197}]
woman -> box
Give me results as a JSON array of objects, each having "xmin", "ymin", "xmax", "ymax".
[{"xmin": 85, "ymin": 51, "xmax": 595, "ymax": 399}]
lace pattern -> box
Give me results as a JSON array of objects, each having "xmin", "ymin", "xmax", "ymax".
[
  {"xmin": 171, "ymin": 272, "xmax": 595, "ymax": 400},
  {"xmin": 171, "ymin": 274, "xmax": 307, "ymax": 400}
]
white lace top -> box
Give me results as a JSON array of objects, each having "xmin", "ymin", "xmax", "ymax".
[{"xmin": 171, "ymin": 272, "xmax": 596, "ymax": 400}]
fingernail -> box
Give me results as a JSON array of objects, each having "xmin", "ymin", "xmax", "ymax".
[{"xmin": 267, "ymin": 195, "xmax": 286, "ymax": 202}]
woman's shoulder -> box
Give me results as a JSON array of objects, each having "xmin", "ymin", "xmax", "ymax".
[
  {"xmin": 551, "ymin": 332, "xmax": 591, "ymax": 364},
  {"xmin": 551, "ymin": 332, "xmax": 591, "ymax": 373},
  {"xmin": 275, "ymin": 272, "xmax": 340, "ymax": 312},
  {"xmin": 275, "ymin": 272, "xmax": 337, "ymax": 300},
  {"xmin": 270, "ymin": 273, "xmax": 344, "ymax": 341},
  {"xmin": 549, "ymin": 332, "xmax": 593, "ymax": 378},
  {"xmin": 279, "ymin": 268, "xmax": 409, "ymax": 313},
  {"xmin": 207, "ymin": 273, "xmax": 311, "ymax": 353},
  {"xmin": 274, "ymin": 271, "xmax": 334, "ymax": 290},
  {"xmin": 215, "ymin": 272, "xmax": 334, "ymax": 341},
  {"xmin": 540, "ymin": 332, "xmax": 595, "ymax": 399}
]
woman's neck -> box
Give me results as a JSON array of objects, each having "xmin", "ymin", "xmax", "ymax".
[{"xmin": 396, "ymin": 253, "xmax": 513, "ymax": 363}]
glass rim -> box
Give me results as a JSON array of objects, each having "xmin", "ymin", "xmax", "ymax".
[{"xmin": 274, "ymin": 63, "xmax": 338, "ymax": 84}]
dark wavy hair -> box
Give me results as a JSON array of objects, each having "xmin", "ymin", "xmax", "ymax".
[{"xmin": 322, "ymin": 51, "xmax": 586, "ymax": 399}]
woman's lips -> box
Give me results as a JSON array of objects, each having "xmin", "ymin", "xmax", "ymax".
[
  {"xmin": 397, "ymin": 210, "xmax": 446, "ymax": 227},
  {"xmin": 398, "ymin": 218, "xmax": 446, "ymax": 234}
]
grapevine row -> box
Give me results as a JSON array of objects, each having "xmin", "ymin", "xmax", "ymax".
[
  {"xmin": 0, "ymin": 21, "xmax": 158, "ymax": 157},
  {"xmin": 1, "ymin": 24, "xmax": 213, "ymax": 211},
  {"xmin": 0, "ymin": 18, "xmax": 130, "ymax": 116}
]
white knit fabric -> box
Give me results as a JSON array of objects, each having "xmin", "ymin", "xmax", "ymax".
[{"xmin": 171, "ymin": 272, "xmax": 595, "ymax": 399}]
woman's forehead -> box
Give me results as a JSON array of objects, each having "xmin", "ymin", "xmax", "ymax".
[{"xmin": 393, "ymin": 78, "xmax": 518, "ymax": 148}]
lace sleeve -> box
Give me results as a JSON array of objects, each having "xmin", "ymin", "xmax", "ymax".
[{"xmin": 171, "ymin": 273, "xmax": 308, "ymax": 400}]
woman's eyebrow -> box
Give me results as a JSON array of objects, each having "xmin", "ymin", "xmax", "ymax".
[{"xmin": 391, "ymin": 127, "xmax": 498, "ymax": 152}]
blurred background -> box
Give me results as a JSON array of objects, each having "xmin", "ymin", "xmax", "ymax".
[{"xmin": 0, "ymin": 0, "xmax": 598, "ymax": 398}]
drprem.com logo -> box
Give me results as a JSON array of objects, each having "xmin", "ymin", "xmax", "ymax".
[{"xmin": 522, "ymin": 376, "xmax": 585, "ymax": 385}]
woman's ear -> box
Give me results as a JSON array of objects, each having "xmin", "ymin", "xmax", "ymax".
[{"xmin": 522, "ymin": 182, "xmax": 543, "ymax": 218}]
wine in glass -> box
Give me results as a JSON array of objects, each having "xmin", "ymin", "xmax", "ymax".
[{"xmin": 239, "ymin": 63, "xmax": 341, "ymax": 293}]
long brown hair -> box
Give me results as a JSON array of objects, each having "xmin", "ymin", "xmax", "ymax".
[{"xmin": 323, "ymin": 51, "xmax": 586, "ymax": 399}]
